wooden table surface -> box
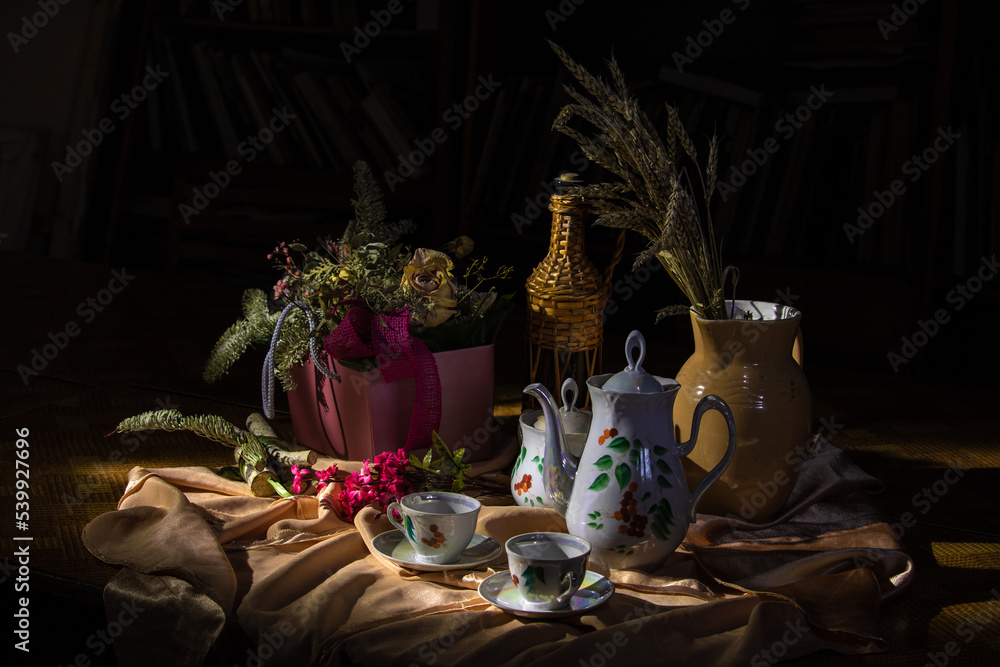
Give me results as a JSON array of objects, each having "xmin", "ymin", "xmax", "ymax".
[{"xmin": 2, "ymin": 254, "xmax": 998, "ymax": 665}]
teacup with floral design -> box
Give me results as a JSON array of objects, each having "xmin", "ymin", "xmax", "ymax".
[
  {"xmin": 506, "ymin": 532, "xmax": 591, "ymax": 609},
  {"xmin": 387, "ymin": 492, "xmax": 481, "ymax": 564}
]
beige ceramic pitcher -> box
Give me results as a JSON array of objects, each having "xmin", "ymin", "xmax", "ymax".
[{"xmin": 674, "ymin": 300, "xmax": 812, "ymax": 520}]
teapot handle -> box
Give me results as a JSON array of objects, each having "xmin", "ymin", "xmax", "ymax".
[{"xmin": 678, "ymin": 394, "xmax": 736, "ymax": 524}]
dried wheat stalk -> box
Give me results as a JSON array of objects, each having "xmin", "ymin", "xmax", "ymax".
[{"xmin": 549, "ymin": 40, "xmax": 727, "ymax": 320}]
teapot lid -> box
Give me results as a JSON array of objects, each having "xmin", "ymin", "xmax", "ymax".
[{"xmin": 602, "ymin": 331, "xmax": 662, "ymax": 393}]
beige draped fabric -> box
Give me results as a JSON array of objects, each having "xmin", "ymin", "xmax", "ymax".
[{"xmin": 83, "ymin": 438, "xmax": 912, "ymax": 666}]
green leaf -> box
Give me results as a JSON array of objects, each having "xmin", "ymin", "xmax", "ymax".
[
  {"xmin": 641, "ymin": 491, "xmax": 652, "ymax": 502},
  {"xmin": 536, "ymin": 496, "xmax": 544, "ymax": 505},
  {"xmin": 597, "ymin": 524, "xmax": 604, "ymax": 530},
  {"xmin": 532, "ymin": 455, "xmax": 541, "ymax": 463},
  {"xmin": 656, "ymin": 460, "xmax": 673, "ymax": 475},
  {"xmin": 288, "ymin": 242, "xmax": 309, "ymax": 252},
  {"xmin": 422, "ymin": 450, "xmax": 434, "ymax": 467},
  {"xmin": 588, "ymin": 473, "xmax": 610, "ymax": 491},
  {"xmin": 528, "ymin": 498, "xmax": 534, "ymax": 507},
  {"xmin": 594, "ymin": 455, "xmax": 614, "ymax": 470},
  {"xmin": 607, "ymin": 437, "xmax": 630, "ymax": 453},
  {"xmin": 615, "ymin": 463, "xmax": 632, "ymax": 492},
  {"xmin": 653, "ymin": 445, "xmax": 668, "ymax": 456},
  {"xmin": 656, "ymin": 474, "xmax": 672, "ymax": 489},
  {"xmin": 538, "ymin": 463, "xmax": 544, "ymax": 474},
  {"xmin": 654, "ymin": 499, "xmax": 675, "ymax": 529},
  {"xmin": 628, "ymin": 448, "xmax": 640, "ymax": 468},
  {"xmin": 586, "ymin": 522, "xmax": 597, "ymax": 529}
]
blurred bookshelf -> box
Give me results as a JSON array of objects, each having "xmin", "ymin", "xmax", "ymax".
[
  {"xmin": 100, "ymin": 0, "xmax": 466, "ymax": 283},
  {"xmin": 451, "ymin": 0, "xmax": 999, "ymax": 375},
  {"xmin": 89, "ymin": 0, "xmax": 997, "ymax": 379}
]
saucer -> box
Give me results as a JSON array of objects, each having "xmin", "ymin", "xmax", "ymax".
[
  {"xmin": 478, "ymin": 570, "xmax": 614, "ymax": 618},
  {"xmin": 372, "ymin": 530, "xmax": 501, "ymax": 572}
]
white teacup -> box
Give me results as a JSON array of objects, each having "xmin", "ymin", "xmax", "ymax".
[
  {"xmin": 386, "ymin": 492, "xmax": 481, "ymax": 564},
  {"xmin": 506, "ymin": 532, "xmax": 591, "ymax": 609}
]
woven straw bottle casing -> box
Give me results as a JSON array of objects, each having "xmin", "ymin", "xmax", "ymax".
[{"xmin": 526, "ymin": 176, "xmax": 616, "ymax": 400}]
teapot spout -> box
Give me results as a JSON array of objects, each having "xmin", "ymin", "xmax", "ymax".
[{"xmin": 524, "ymin": 382, "xmax": 578, "ymax": 516}]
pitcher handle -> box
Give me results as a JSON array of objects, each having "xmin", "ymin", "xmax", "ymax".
[{"xmin": 678, "ymin": 394, "xmax": 736, "ymax": 524}]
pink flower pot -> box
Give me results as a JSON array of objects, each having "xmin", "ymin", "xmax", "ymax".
[{"xmin": 287, "ymin": 344, "xmax": 496, "ymax": 462}]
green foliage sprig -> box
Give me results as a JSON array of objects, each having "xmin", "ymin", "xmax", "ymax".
[
  {"xmin": 203, "ymin": 289, "xmax": 280, "ymax": 383},
  {"xmin": 203, "ymin": 160, "xmax": 514, "ymax": 390},
  {"xmin": 409, "ymin": 432, "xmax": 473, "ymax": 492}
]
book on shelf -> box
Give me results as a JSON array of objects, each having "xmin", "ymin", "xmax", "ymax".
[
  {"xmin": 229, "ymin": 50, "xmax": 298, "ymax": 166},
  {"xmin": 160, "ymin": 36, "xmax": 201, "ymax": 153},
  {"xmin": 466, "ymin": 85, "xmax": 508, "ymax": 217},
  {"xmin": 191, "ymin": 41, "xmax": 241, "ymax": 159},
  {"xmin": 324, "ymin": 73, "xmax": 397, "ymax": 174},
  {"xmin": 293, "ymin": 69, "xmax": 364, "ymax": 169},
  {"xmin": 250, "ymin": 50, "xmax": 326, "ymax": 170},
  {"xmin": 206, "ymin": 46, "xmax": 257, "ymax": 142},
  {"xmin": 0, "ymin": 128, "xmax": 44, "ymax": 253}
]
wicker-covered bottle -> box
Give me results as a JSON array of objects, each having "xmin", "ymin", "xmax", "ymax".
[{"xmin": 526, "ymin": 173, "xmax": 620, "ymax": 402}]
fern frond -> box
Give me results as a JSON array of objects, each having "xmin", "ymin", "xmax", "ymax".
[
  {"xmin": 203, "ymin": 289, "xmax": 279, "ymax": 383},
  {"xmin": 116, "ymin": 408, "xmax": 267, "ymax": 461}
]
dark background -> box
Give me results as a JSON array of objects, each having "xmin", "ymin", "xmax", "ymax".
[{"xmin": 1, "ymin": 0, "xmax": 996, "ymax": 384}]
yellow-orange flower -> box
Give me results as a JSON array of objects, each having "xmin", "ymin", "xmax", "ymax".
[{"xmin": 401, "ymin": 248, "xmax": 458, "ymax": 327}]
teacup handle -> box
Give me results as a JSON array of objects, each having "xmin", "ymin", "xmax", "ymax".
[
  {"xmin": 386, "ymin": 502, "xmax": 407, "ymax": 534},
  {"xmin": 556, "ymin": 571, "xmax": 580, "ymax": 606},
  {"xmin": 678, "ymin": 394, "xmax": 736, "ymax": 523}
]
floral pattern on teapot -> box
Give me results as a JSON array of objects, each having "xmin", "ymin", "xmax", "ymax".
[{"xmin": 524, "ymin": 331, "xmax": 737, "ymax": 569}]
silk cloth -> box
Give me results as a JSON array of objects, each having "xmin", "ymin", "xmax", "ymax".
[{"xmin": 82, "ymin": 438, "xmax": 912, "ymax": 666}]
